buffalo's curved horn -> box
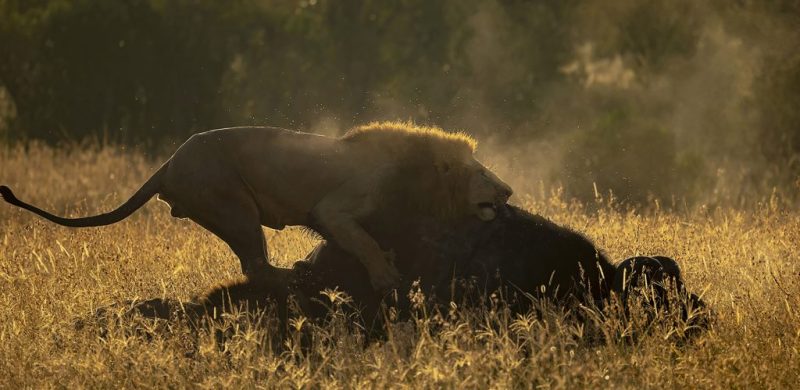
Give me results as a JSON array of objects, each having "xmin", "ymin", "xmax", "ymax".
[{"xmin": 612, "ymin": 256, "xmax": 665, "ymax": 296}]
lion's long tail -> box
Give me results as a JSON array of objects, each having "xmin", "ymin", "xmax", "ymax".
[{"xmin": 0, "ymin": 163, "xmax": 168, "ymax": 227}]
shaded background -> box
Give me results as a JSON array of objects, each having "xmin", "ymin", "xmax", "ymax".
[{"xmin": 1, "ymin": 0, "xmax": 798, "ymax": 206}]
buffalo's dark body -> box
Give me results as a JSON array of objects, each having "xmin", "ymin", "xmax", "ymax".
[{"xmin": 294, "ymin": 205, "xmax": 617, "ymax": 328}]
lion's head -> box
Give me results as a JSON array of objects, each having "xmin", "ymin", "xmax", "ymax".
[
  {"xmin": 430, "ymin": 151, "xmax": 513, "ymax": 221},
  {"xmin": 343, "ymin": 122, "xmax": 513, "ymax": 221}
]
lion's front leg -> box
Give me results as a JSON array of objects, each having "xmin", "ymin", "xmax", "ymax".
[{"xmin": 312, "ymin": 192, "xmax": 401, "ymax": 292}]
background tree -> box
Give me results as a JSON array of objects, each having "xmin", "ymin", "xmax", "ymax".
[{"xmin": 1, "ymin": 0, "xmax": 797, "ymax": 205}]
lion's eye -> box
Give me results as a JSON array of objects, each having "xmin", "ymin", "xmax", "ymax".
[{"xmin": 440, "ymin": 163, "xmax": 451, "ymax": 174}]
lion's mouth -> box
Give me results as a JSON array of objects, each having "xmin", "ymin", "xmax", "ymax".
[{"xmin": 476, "ymin": 202, "xmax": 497, "ymax": 221}]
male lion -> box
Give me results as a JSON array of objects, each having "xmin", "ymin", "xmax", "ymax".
[{"xmin": 0, "ymin": 122, "xmax": 513, "ymax": 291}]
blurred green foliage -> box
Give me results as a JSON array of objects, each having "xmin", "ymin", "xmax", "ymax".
[{"xmin": 0, "ymin": 0, "xmax": 797, "ymax": 205}]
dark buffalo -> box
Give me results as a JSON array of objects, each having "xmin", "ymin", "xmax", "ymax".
[{"xmin": 293, "ymin": 205, "xmax": 615, "ymax": 327}]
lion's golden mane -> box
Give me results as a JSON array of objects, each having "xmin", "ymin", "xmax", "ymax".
[{"xmin": 343, "ymin": 121, "xmax": 480, "ymax": 221}]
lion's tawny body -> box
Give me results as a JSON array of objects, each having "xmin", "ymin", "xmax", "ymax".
[{"xmin": 1, "ymin": 122, "xmax": 512, "ymax": 292}]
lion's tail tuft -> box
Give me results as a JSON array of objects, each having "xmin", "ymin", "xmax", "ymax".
[{"xmin": 0, "ymin": 185, "xmax": 21, "ymax": 206}]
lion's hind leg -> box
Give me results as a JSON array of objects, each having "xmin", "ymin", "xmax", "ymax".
[
  {"xmin": 180, "ymin": 191, "xmax": 275, "ymax": 280},
  {"xmin": 161, "ymin": 147, "xmax": 280, "ymax": 279}
]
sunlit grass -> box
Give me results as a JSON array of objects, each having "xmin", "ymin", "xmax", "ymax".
[{"xmin": 0, "ymin": 144, "xmax": 797, "ymax": 388}]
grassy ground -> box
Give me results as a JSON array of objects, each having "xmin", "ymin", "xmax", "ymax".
[{"xmin": 0, "ymin": 144, "xmax": 797, "ymax": 389}]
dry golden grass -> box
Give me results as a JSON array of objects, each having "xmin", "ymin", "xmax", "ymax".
[{"xmin": 0, "ymin": 144, "xmax": 798, "ymax": 389}]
